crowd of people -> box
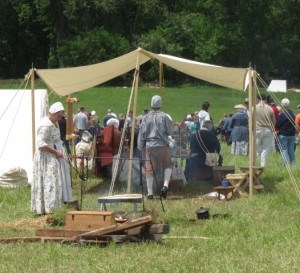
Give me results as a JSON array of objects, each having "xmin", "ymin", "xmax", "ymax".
[{"xmin": 31, "ymin": 94, "xmax": 299, "ymax": 215}]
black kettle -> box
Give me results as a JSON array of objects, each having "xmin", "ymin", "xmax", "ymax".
[{"xmin": 195, "ymin": 207, "xmax": 210, "ymax": 219}]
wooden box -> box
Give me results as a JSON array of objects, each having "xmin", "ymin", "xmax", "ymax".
[
  {"xmin": 65, "ymin": 211, "xmax": 115, "ymax": 230},
  {"xmin": 212, "ymin": 166, "xmax": 235, "ymax": 185}
]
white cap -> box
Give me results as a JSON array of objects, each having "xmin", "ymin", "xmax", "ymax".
[
  {"xmin": 281, "ymin": 98, "xmax": 290, "ymax": 107},
  {"xmin": 49, "ymin": 102, "xmax": 64, "ymax": 114},
  {"xmin": 106, "ymin": 118, "xmax": 119, "ymax": 128},
  {"xmin": 151, "ymin": 95, "xmax": 162, "ymax": 108},
  {"xmin": 91, "ymin": 110, "xmax": 96, "ymax": 115},
  {"xmin": 187, "ymin": 114, "xmax": 192, "ymax": 119}
]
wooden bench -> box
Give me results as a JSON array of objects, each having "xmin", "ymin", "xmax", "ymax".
[
  {"xmin": 214, "ymin": 185, "xmax": 236, "ymax": 200},
  {"xmin": 225, "ymin": 173, "xmax": 248, "ymax": 198},
  {"xmin": 98, "ymin": 194, "xmax": 143, "ymax": 215}
]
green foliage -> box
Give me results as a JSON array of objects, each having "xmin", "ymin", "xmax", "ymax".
[
  {"xmin": 1, "ymin": 0, "xmax": 300, "ymax": 85},
  {"xmin": 57, "ymin": 28, "xmax": 131, "ymax": 67}
]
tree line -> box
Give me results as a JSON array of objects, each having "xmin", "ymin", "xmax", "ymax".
[{"xmin": 1, "ymin": 0, "xmax": 299, "ymax": 86}]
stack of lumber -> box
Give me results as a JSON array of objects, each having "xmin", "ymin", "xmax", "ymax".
[{"xmin": 0, "ymin": 214, "xmax": 170, "ymax": 246}]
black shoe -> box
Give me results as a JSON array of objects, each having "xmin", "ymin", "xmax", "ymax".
[
  {"xmin": 147, "ymin": 194, "xmax": 154, "ymax": 200},
  {"xmin": 160, "ymin": 186, "xmax": 168, "ymax": 199}
]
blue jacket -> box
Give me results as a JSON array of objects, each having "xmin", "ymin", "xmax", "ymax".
[
  {"xmin": 276, "ymin": 109, "xmax": 295, "ymax": 136},
  {"xmin": 230, "ymin": 110, "xmax": 249, "ymax": 142}
]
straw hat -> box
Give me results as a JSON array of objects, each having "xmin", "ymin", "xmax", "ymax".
[{"xmin": 234, "ymin": 104, "xmax": 246, "ymax": 110}]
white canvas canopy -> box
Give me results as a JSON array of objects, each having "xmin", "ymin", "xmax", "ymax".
[
  {"xmin": 36, "ymin": 48, "xmax": 248, "ymax": 95},
  {"xmin": 267, "ymin": 80, "xmax": 287, "ymax": 92},
  {"xmin": 0, "ymin": 89, "xmax": 48, "ymax": 185}
]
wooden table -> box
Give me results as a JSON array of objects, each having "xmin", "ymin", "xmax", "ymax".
[{"xmin": 240, "ymin": 166, "xmax": 264, "ymax": 190}]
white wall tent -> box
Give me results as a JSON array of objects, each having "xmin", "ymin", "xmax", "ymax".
[
  {"xmin": 267, "ymin": 80, "xmax": 287, "ymax": 92},
  {"xmin": 0, "ymin": 89, "xmax": 48, "ymax": 185}
]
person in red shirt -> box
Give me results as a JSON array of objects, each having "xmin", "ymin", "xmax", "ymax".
[{"xmin": 267, "ymin": 95, "xmax": 280, "ymax": 152}]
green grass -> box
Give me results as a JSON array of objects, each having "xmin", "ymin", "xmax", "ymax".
[{"xmin": 1, "ymin": 83, "xmax": 300, "ymax": 272}]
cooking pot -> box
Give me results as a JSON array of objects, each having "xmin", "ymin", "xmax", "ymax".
[{"xmin": 195, "ymin": 207, "xmax": 210, "ymax": 219}]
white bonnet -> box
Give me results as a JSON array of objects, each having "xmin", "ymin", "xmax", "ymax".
[
  {"xmin": 49, "ymin": 102, "xmax": 64, "ymax": 114},
  {"xmin": 106, "ymin": 118, "xmax": 119, "ymax": 128}
]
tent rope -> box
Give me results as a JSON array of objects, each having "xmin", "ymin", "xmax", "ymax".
[
  {"xmin": 108, "ymin": 68, "xmax": 139, "ymax": 195},
  {"xmin": 256, "ymin": 78, "xmax": 300, "ymax": 200}
]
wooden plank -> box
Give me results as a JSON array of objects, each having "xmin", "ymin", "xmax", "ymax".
[
  {"xmin": 66, "ymin": 210, "xmax": 114, "ymax": 216},
  {"xmin": 0, "ymin": 237, "xmax": 41, "ymax": 244},
  {"xmin": 76, "ymin": 214, "xmax": 153, "ymax": 239},
  {"xmin": 125, "ymin": 226, "xmax": 146, "ymax": 236},
  {"xmin": 35, "ymin": 229, "xmax": 89, "ymax": 238},
  {"xmin": 40, "ymin": 237, "xmax": 75, "ymax": 244},
  {"xmin": 98, "ymin": 194, "xmax": 143, "ymax": 203}
]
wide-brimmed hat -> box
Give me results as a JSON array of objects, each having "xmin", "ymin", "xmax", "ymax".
[
  {"xmin": 234, "ymin": 104, "xmax": 246, "ymax": 110},
  {"xmin": 80, "ymin": 130, "xmax": 92, "ymax": 142}
]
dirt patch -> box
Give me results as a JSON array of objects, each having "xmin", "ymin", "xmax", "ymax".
[{"xmin": 0, "ymin": 216, "xmax": 53, "ymax": 230}]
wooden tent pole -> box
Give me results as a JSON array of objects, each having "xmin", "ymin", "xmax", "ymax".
[
  {"xmin": 159, "ymin": 61, "xmax": 163, "ymax": 88},
  {"xmin": 66, "ymin": 96, "xmax": 75, "ymax": 154},
  {"xmin": 127, "ymin": 53, "xmax": 140, "ymax": 193},
  {"xmin": 248, "ymin": 67, "xmax": 256, "ymax": 199},
  {"xmin": 31, "ymin": 68, "xmax": 36, "ymax": 158}
]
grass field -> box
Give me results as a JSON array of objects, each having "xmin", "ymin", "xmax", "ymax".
[{"xmin": 0, "ymin": 83, "xmax": 300, "ymax": 272}]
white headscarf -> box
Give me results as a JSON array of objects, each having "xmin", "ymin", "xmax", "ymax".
[{"xmin": 49, "ymin": 102, "xmax": 64, "ymax": 114}]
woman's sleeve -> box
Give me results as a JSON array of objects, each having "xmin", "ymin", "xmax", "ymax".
[{"xmin": 37, "ymin": 126, "xmax": 51, "ymax": 148}]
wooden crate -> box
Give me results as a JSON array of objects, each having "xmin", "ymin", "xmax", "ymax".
[
  {"xmin": 65, "ymin": 211, "xmax": 115, "ymax": 230},
  {"xmin": 212, "ymin": 166, "xmax": 235, "ymax": 185}
]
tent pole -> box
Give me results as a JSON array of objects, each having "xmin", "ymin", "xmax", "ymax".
[
  {"xmin": 66, "ymin": 96, "xmax": 74, "ymax": 154},
  {"xmin": 248, "ymin": 67, "xmax": 256, "ymax": 199},
  {"xmin": 31, "ymin": 67, "xmax": 36, "ymax": 158},
  {"xmin": 159, "ymin": 61, "xmax": 163, "ymax": 88},
  {"xmin": 127, "ymin": 54, "xmax": 140, "ymax": 193}
]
